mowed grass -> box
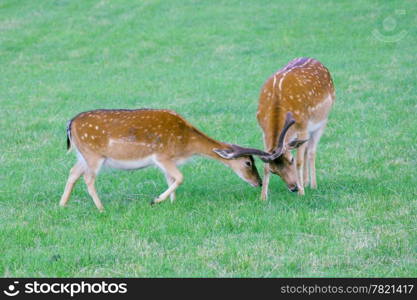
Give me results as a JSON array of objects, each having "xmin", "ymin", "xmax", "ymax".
[{"xmin": 0, "ymin": 0, "xmax": 416, "ymax": 277}]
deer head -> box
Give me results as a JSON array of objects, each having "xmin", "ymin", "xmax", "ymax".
[
  {"xmin": 213, "ymin": 145, "xmax": 262, "ymax": 187},
  {"xmin": 215, "ymin": 112, "xmax": 308, "ymax": 191}
]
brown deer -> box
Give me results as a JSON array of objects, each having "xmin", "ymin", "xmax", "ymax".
[
  {"xmin": 213, "ymin": 58, "xmax": 335, "ymax": 199},
  {"xmin": 257, "ymin": 57, "xmax": 335, "ymax": 199},
  {"xmin": 60, "ymin": 109, "xmax": 262, "ymax": 211}
]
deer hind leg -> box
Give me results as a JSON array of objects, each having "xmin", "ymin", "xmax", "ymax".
[
  {"xmin": 82, "ymin": 154, "xmax": 105, "ymax": 211},
  {"xmin": 60, "ymin": 161, "xmax": 85, "ymax": 207},
  {"xmin": 308, "ymin": 124, "xmax": 326, "ymax": 189},
  {"xmin": 152, "ymin": 158, "xmax": 183, "ymax": 205},
  {"xmin": 261, "ymin": 164, "xmax": 271, "ymax": 201}
]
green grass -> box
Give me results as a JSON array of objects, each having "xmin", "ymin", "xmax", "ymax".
[{"xmin": 0, "ymin": 0, "xmax": 416, "ymax": 277}]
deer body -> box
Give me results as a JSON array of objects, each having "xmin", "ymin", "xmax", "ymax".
[
  {"xmin": 60, "ymin": 109, "xmax": 262, "ymax": 211},
  {"xmin": 257, "ymin": 57, "xmax": 335, "ymax": 199}
]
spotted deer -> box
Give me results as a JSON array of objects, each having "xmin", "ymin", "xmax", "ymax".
[
  {"xmin": 60, "ymin": 109, "xmax": 262, "ymax": 211},
  {"xmin": 214, "ymin": 58, "xmax": 335, "ymax": 199},
  {"xmin": 256, "ymin": 57, "xmax": 335, "ymax": 199}
]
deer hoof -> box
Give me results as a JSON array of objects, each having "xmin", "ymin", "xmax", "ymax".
[{"xmin": 150, "ymin": 198, "xmax": 160, "ymax": 206}]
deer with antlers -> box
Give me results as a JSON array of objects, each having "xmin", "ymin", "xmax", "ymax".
[
  {"xmin": 216, "ymin": 58, "xmax": 335, "ymax": 199},
  {"xmin": 257, "ymin": 57, "xmax": 335, "ymax": 199},
  {"xmin": 60, "ymin": 109, "xmax": 262, "ymax": 211}
]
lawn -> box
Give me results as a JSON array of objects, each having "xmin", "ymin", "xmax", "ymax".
[{"xmin": 0, "ymin": 0, "xmax": 415, "ymax": 277}]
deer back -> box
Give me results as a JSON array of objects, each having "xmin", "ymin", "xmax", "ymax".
[
  {"xmin": 69, "ymin": 109, "xmax": 201, "ymax": 161},
  {"xmin": 257, "ymin": 57, "xmax": 335, "ymax": 151}
]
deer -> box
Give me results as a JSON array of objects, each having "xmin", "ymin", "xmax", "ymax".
[
  {"xmin": 59, "ymin": 109, "xmax": 263, "ymax": 211},
  {"xmin": 257, "ymin": 57, "xmax": 335, "ymax": 199},
  {"xmin": 213, "ymin": 57, "xmax": 335, "ymax": 200}
]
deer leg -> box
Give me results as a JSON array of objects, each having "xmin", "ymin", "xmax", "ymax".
[
  {"xmin": 164, "ymin": 174, "xmax": 176, "ymax": 203},
  {"xmin": 308, "ymin": 125, "xmax": 326, "ymax": 189},
  {"xmin": 296, "ymin": 133, "xmax": 309, "ymax": 195},
  {"xmin": 83, "ymin": 155, "xmax": 105, "ymax": 211},
  {"xmin": 261, "ymin": 164, "xmax": 271, "ymax": 201},
  {"xmin": 152, "ymin": 159, "xmax": 183, "ymax": 205},
  {"xmin": 309, "ymin": 152, "xmax": 317, "ymax": 189},
  {"xmin": 303, "ymin": 145, "xmax": 310, "ymax": 187},
  {"xmin": 60, "ymin": 161, "xmax": 85, "ymax": 207}
]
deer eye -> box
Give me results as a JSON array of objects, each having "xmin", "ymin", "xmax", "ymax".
[
  {"xmin": 290, "ymin": 157, "xmax": 294, "ymax": 164},
  {"xmin": 245, "ymin": 161, "xmax": 252, "ymax": 167}
]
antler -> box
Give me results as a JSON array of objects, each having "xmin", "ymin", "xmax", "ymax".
[
  {"xmin": 213, "ymin": 113, "xmax": 296, "ymax": 162},
  {"xmin": 213, "ymin": 144, "xmax": 271, "ymax": 161},
  {"xmin": 230, "ymin": 145, "xmax": 272, "ymax": 161},
  {"xmin": 265, "ymin": 112, "xmax": 296, "ymax": 161}
]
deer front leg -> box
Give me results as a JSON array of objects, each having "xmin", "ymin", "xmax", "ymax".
[
  {"xmin": 295, "ymin": 133, "xmax": 308, "ymax": 195},
  {"xmin": 164, "ymin": 174, "xmax": 176, "ymax": 202},
  {"xmin": 303, "ymin": 145, "xmax": 310, "ymax": 187},
  {"xmin": 308, "ymin": 124, "xmax": 326, "ymax": 189},
  {"xmin": 261, "ymin": 164, "xmax": 271, "ymax": 201},
  {"xmin": 152, "ymin": 158, "xmax": 183, "ymax": 205}
]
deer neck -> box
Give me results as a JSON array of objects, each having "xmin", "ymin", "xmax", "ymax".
[{"xmin": 189, "ymin": 130, "xmax": 230, "ymax": 163}]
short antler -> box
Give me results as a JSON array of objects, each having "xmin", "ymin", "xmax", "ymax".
[
  {"xmin": 213, "ymin": 144, "xmax": 271, "ymax": 161},
  {"xmin": 265, "ymin": 112, "xmax": 296, "ymax": 161},
  {"xmin": 213, "ymin": 113, "xmax": 295, "ymax": 163}
]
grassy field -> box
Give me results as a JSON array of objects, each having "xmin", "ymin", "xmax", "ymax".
[{"xmin": 0, "ymin": 0, "xmax": 416, "ymax": 277}]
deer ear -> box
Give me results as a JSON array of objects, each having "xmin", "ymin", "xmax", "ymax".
[
  {"xmin": 287, "ymin": 139, "xmax": 308, "ymax": 150},
  {"xmin": 213, "ymin": 148, "xmax": 235, "ymax": 159}
]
